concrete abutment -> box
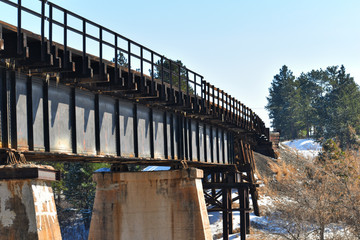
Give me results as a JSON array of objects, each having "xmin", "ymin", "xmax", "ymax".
[
  {"xmin": 89, "ymin": 168, "xmax": 212, "ymax": 240},
  {"xmin": 0, "ymin": 166, "xmax": 61, "ymax": 240}
]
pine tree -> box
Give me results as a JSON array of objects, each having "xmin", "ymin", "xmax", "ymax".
[
  {"xmin": 266, "ymin": 65, "xmax": 297, "ymax": 139},
  {"xmin": 63, "ymin": 162, "xmax": 110, "ymax": 229},
  {"xmin": 294, "ymin": 72, "xmax": 323, "ymax": 137},
  {"xmin": 314, "ymin": 65, "xmax": 360, "ymax": 149}
]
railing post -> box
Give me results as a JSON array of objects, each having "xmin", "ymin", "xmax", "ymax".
[
  {"xmin": 140, "ymin": 46, "xmax": 143, "ymax": 79},
  {"xmin": 82, "ymin": 19, "xmax": 87, "ymax": 75},
  {"xmin": 48, "ymin": 3, "xmax": 53, "ymax": 46},
  {"xmin": 63, "ymin": 10, "xmax": 68, "ymax": 69},
  {"xmin": 169, "ymin": 60, "xmax": 173, "ymax": 89},
  {"xmin": 186, "ymin": 70, "xmax": 189, "ymax": 107},
  {"xmin": 99, "ymin": 26, "xmax": 105, "ymax": 77},
  {"xmin": 127, "ymin": 41, "xmax": 131, "ymax": 87},
  {"xmin": 17, "ymin": 0, "xmax": 22, "ymax": 56},
  {"xmin": 40, "ymin": 0, "xmax": 46, "ymax": 61},
  {"xmin": 178, "ymin": 65, "xmax": 182, "ymax": 105},
  {"xmin": 114, "ymin": 34, "xmax": 118, "ymax": 83},
  {"xmin": 201, "ymin": 76, "xmax": 205, "ymax": 113}
]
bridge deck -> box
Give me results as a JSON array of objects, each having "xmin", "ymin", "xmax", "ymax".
[{"xmin": 0, "ymin": 17, "xmax": 272, "ymax": 166}]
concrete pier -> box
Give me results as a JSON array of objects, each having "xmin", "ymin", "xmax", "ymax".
[
  {"xmin": 89, "ymin": 168, "xmax": 212, "ymax": 240},
  {"xmin": 0, "ymin": 165, "xmax": 61, "ymax": 240}
]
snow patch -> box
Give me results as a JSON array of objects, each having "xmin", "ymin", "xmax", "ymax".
[
  {"xmin": 282, "ymin": 139, "xmax": 321, "ymax": 159},
  {"xmin": 142, "ymin": 166, "xmax": 171, "ymax": 171}
]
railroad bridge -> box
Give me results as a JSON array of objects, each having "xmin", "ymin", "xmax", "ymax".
[{"xmin": 0, "ymin": 1, "xmax": 274, "ymax": 239}]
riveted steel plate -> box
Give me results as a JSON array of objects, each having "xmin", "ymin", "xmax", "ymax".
[
  {"xmin": 153, "ymin": 109, "xmax": 165, "ymax": 159},
  {"xmin": 75, "ymin": 89, "xmax": 96, "ymax": 155},
  {"xmin": 15, "ymin": 73, "xmax": 28, "ymax": 151},
  {"xmin": 98, "ymin": 95, "xmax": 116, "ymax": 156},
  {"xmin": 48, "ymin": 82, "xmax": 72, "ymax": 153},
  {"xmin": 137, "ymin": 104, "xmax": 151, "ymax": 158},
  {"xmin": 119, "ymin": 100, "xmax": 134, "ymax": 158}
]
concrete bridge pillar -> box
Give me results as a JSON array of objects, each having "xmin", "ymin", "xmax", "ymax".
[
  {"xmin": 89, "ymin": 168, "xmax": 212, "ymax": 240},
  {"xmin": 0, "ymin": 165, "xmax": 61, "ymax": 240}
]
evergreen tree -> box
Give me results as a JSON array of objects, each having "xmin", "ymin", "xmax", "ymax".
[
  {"xmin": 155, "ymin": 59, "xmax": 193, "ymax": 93},
  {"xmin": 267, "ymin": 64, "xmax": 360, "ymax": 148},
  {"xmin": 113, "ymin": 51, "xmax": 129, "ymax": 67},
  {"xmin": 266, "ymin": 65, "xmax": 297, "ymax": 139},
  {"xmin": 294, "ymin": 72, "xmax": 323, "ymax": 137},
  {"xmin": 315, "ymin": 65, "xmax": 360, "ymax": 148}
]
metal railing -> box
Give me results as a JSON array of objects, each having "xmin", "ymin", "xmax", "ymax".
[{"xmin": 0, "ymin": 0, "xmax": 268, "ymax": 139}]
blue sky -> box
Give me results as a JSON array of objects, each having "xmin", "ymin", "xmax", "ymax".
[{"xmin": 1, "ymin": 0, "xmax": 359, "ymax": 129}]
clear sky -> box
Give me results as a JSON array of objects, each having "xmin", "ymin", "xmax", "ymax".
[{"xmin": 1, "ymin": 0, "xmax": 359, "ymax": 129}]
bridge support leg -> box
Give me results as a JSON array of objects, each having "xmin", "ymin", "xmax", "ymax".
[
  {"xmin": 239, "ymin": 187, "xmax": 248, "ymax": 240},
  {"xmin": 222, "ymin": 187, "xmax": 229, "ymax": 240},
  {"xmin": 0, "ymin": 166, "xmax": 61, "ymax": 240},
  {"xmin": 89, "ymin": 168, "xmax": 212, "ymax": 240}
]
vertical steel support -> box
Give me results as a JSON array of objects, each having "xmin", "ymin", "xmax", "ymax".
[
  {"xmin": 222, "ymin": 130, "xmax": 225, "ymax": 164},
  {"xmin": 239, "ymin": 187, "xmax": 247, "ymax": 240},
  {"xmin": 115, "ymin": 100, "xmax": 121, "ymax": 156},
  {"xmin": 228, "ymin": 189, "xmax": 233, "ymax": 234},
  {"xmin": 170, "ymin": 113, "xmax": 174, "ymax": 159},
  {"xmin": 177, "ymin": 115, "xmax": 183, "ymax": 160},
  {"xmin": 245, "ymin": 187, "xmax": 250, "ymax": 234},
  {"xmin": 204, "ymin": 124, "xmax": 207, "ymax": 162},
  {"xmin": 216, "ymin": 128, "xmax": 219, "ymax": 163},
  {"xmin": 26, "ymin": 75, "xmax": 33, "ymax": 150},
  {"xmin": 0, "ymin": 69, "xmax": 8, "ymax": 148},
  {"xmin": 9, "ymin": 71, "xmax": 17, "ymax": 149},
  {"xmin": 188, "ymin": 118, "xmax": 192, "ymax": 161},
  {"xmin": 211, "ymin": 173, "xmax": 216, "ymax": 197},
  {"xmin": 70, "ymin": 88, "xmax": 77, "ymax": 154},
  {"xmin": 133, "ymin": 104, "xmax": 138, "ymax": 158},
  {"xmin": 163, "ymin": 111, "xmax": 168, "ymax": 159},
  {"xmin": 231, "ymin": 133, "xmax": 235, "ymax": 164},
  {"xmin": 196, "ymin": 121, "xmax": 200, "ymax": 161},
  {"xmin": 94, "ymin": 94, "xmax": 100, "ymax": 155},
  {"xmin": 184, "ymin": 116, "xmax": 188, "ymax": 160},
  {"xmin": 43, "ymin": 79, "xmax": 50, "ymax": 152},
  {"xmin": 210, "ymin": 126, "xmax": 214, "ymax": 163},
  {"xmin": 222, "ymin": 187, "xmax": 229, "ymax": 240},
  {"xmin": 149, "ymin": 108, "xmax": 154, "ymax": 159}
]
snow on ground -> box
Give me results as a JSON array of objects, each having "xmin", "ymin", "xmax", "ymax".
[
  {"xmin": 209, "ymin": 191, "xmax": 275, "ymax": 239},
  {"xmin": 142, "ymin": 166, "xmax": 171, "ymax": 171},
  {"xmin": 282, "ymin": 139, "xmax": 322, "ymax": 159}
]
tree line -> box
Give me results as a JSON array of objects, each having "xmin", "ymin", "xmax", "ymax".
[{"xmin": 266, "ymin": 65, "xmax": 360, "ymax": 149}]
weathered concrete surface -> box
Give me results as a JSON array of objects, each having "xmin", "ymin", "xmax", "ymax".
[
  {"xmin": 0, "ymin": 179, "xmax": 61, "ymax": 240},
  {"xmin": 89, "ymin": 168, "xmax": 212, "ymax": 240}
]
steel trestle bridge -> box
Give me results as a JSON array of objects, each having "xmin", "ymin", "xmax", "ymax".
[{"xmin": 0, "ymin": 1, "xmax": 274, "ymax": 239}]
